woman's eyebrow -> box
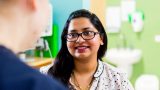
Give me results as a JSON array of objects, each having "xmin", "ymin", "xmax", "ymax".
[
  {"xmin": 82, "ymin": 27, "xmax": 93, "ymax": 31},
  {"xmin": 82, "ymin": 27, "xmax": 89, "ymax": 30},
  {"xmin": 68, "ymin": 29, "xmax": 77, "ymax": 33},
  {"xmin": 68, "ymin": 27, "xmax": 93, "ymax": 33}
]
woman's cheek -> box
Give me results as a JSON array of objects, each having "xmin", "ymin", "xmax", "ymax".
[
  {"xmin": 67, "ymin": 43, "xmax": 75, "ymax": 52},
  {"xmin": 89, "ymin": 38, "xmax": 101, "ymax": 47}
]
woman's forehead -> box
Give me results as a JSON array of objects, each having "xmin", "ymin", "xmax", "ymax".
[{"xmin": 68, "ymin": 18, "xmax": 97, "ymax": 32}]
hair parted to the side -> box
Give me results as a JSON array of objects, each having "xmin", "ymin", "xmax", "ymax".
[{"xmin": 48, "ymin": 9, "xmax": 108, "ymax": 86}]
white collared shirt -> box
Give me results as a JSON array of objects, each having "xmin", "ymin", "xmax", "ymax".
[
  {"xmin": 40, "ymin": 60, "xmax": 134, "ymax": 90},
  {"xmin": 69, "ymin": 60, "xmax": 134, "ymax": 90}
]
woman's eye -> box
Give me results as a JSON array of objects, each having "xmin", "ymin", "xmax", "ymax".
[
  {"xmin": 83, "ymin": 31, "xmax": 93, "ymax": 36},
  {"xmin": 69, "ymin": 33, "xmax": 77, "ymax": 38}
]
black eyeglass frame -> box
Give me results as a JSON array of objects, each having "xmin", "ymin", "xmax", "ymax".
[{"xmin": 65, "ymin": 31, "xmax": 101, "ymax": 42}]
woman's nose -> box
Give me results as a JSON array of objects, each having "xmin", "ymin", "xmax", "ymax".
[{"xmin": 76, "ymin": 35, "xmax": 85, "ymax": 43}]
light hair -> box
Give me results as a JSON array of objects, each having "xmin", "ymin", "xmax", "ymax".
[
  {"xmin": 0, "ymin": 0, "xmax": 18, "ymax": 13},
  {"xmin": 0, "ymin": 0, "xmax": 18, "ymax": 7},
  {"xmin": 0, "ymin": 0, "xmax": 17, "ymax": 19}
]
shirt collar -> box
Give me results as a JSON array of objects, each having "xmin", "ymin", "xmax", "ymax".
[{"xmin": 93, "ymin": 60, "xmax": 104, "ymax": 78}]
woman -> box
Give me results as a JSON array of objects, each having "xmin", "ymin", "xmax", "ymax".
[{"xmin": 41, "ymin": 9, "xmax": 134, "ymax": 90}]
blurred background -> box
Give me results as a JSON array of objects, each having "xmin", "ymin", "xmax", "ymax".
[{"xmin": 21, "ymin": 0, "xmax": 160, "ymax": 89}]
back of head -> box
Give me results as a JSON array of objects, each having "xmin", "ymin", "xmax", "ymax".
[{"xmin": 0, "ymin": 0, "xmax": 51, "ymax": 53}]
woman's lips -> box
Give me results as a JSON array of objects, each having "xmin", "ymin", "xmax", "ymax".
[{"xmin": 75, "ymin": 46, "xmax": 90, "ymax": 53}]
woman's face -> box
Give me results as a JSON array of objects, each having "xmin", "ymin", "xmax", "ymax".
[{"xmin": 67, "ymin": 17, "xmax": 103, "ymax": 60}]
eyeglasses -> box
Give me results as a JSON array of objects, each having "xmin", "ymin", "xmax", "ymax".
[{"xmin": 65, "ymin": 31, "xmax": 100, "ymax": 42}]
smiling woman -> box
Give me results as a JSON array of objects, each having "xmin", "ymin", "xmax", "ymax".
[{"xmin": 40, "ymin": 9, "xmax": 134, "ymax": 90}]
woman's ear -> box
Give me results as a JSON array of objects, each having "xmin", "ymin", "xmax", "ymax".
[
  {"xmin": 100, "ymin": 36, "xmax": 104, "ymax": 45},
  {"xmin": 100, "ymin": 41, "xmax": 104, "ymax": 45},
  {"xmin": 100, "ymin": 34, "xmax": 104, "ymax": 45}
]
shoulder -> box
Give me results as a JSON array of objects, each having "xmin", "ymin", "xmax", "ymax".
[
  {"xmin": 101, "ymin": 61, "xmax": 134, "ymax": 89},
  {"xmin": 94, "ymin": 60, "xmax": 128, "ymax": 80},
  {"xmin": 29, "ymin": 72, "xmax": 67, "ymax": 90},
  {"xmin": 97, "ymin": 60, "xmax": 127, "ymax": 78},
  {"xmin": 102, "ymin": 61, "xmax": 127, "ymax": 77},
  {"xmin": 0, "ymin": 46, "xmax": 66, "ymax": 90}
]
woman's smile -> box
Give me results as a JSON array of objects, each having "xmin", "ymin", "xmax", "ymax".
[{"xmin": 75, "ymin": 46, "xmax": 90, "ymax": 53}]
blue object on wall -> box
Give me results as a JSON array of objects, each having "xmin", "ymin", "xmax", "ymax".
[
  {"xmin": 50, "ymin": 0, "xmax": 82, "ymax": 49},
  {"xmin": 82, "ymin": 0, "xmax": 90, "ymax": 10}
]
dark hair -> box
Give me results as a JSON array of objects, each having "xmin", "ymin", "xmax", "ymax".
[{"xmin": 48, "ymin": 9, "xmax": 108, "ymax": 86}]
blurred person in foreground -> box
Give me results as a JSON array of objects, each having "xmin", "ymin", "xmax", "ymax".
[{"xmin": 0, "ymin": 0, "xmax": 66, "ymax": 90}]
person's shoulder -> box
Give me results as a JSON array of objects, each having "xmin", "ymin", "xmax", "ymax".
[
  {"xmin": 30, "ymin": 72, "xmax": 67, "ymax": 90},
  {"xmin": 101, "ymin": 61, "xmax": 134, "ymax": 90},
  {"xmin": 102, "ymin": 61, "xmax": 128, "ymax": 78},
  {"xmin": 0, "ymin": 46, "xmax": 67, "ymax": 90}
]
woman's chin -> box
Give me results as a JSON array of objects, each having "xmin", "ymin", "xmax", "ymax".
[{"xmin": 74, "ymin": 53, "xmax": 90, "ymax": 59}]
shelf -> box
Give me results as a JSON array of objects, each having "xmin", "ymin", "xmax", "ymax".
[{"xmin": 26, "ymin": 57, "xmax": 53, "ymax": 69}]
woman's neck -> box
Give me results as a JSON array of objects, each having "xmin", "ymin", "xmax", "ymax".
[{"xmin": 73, "ymin": 57, "xmax": 98, "ymax": 75}]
